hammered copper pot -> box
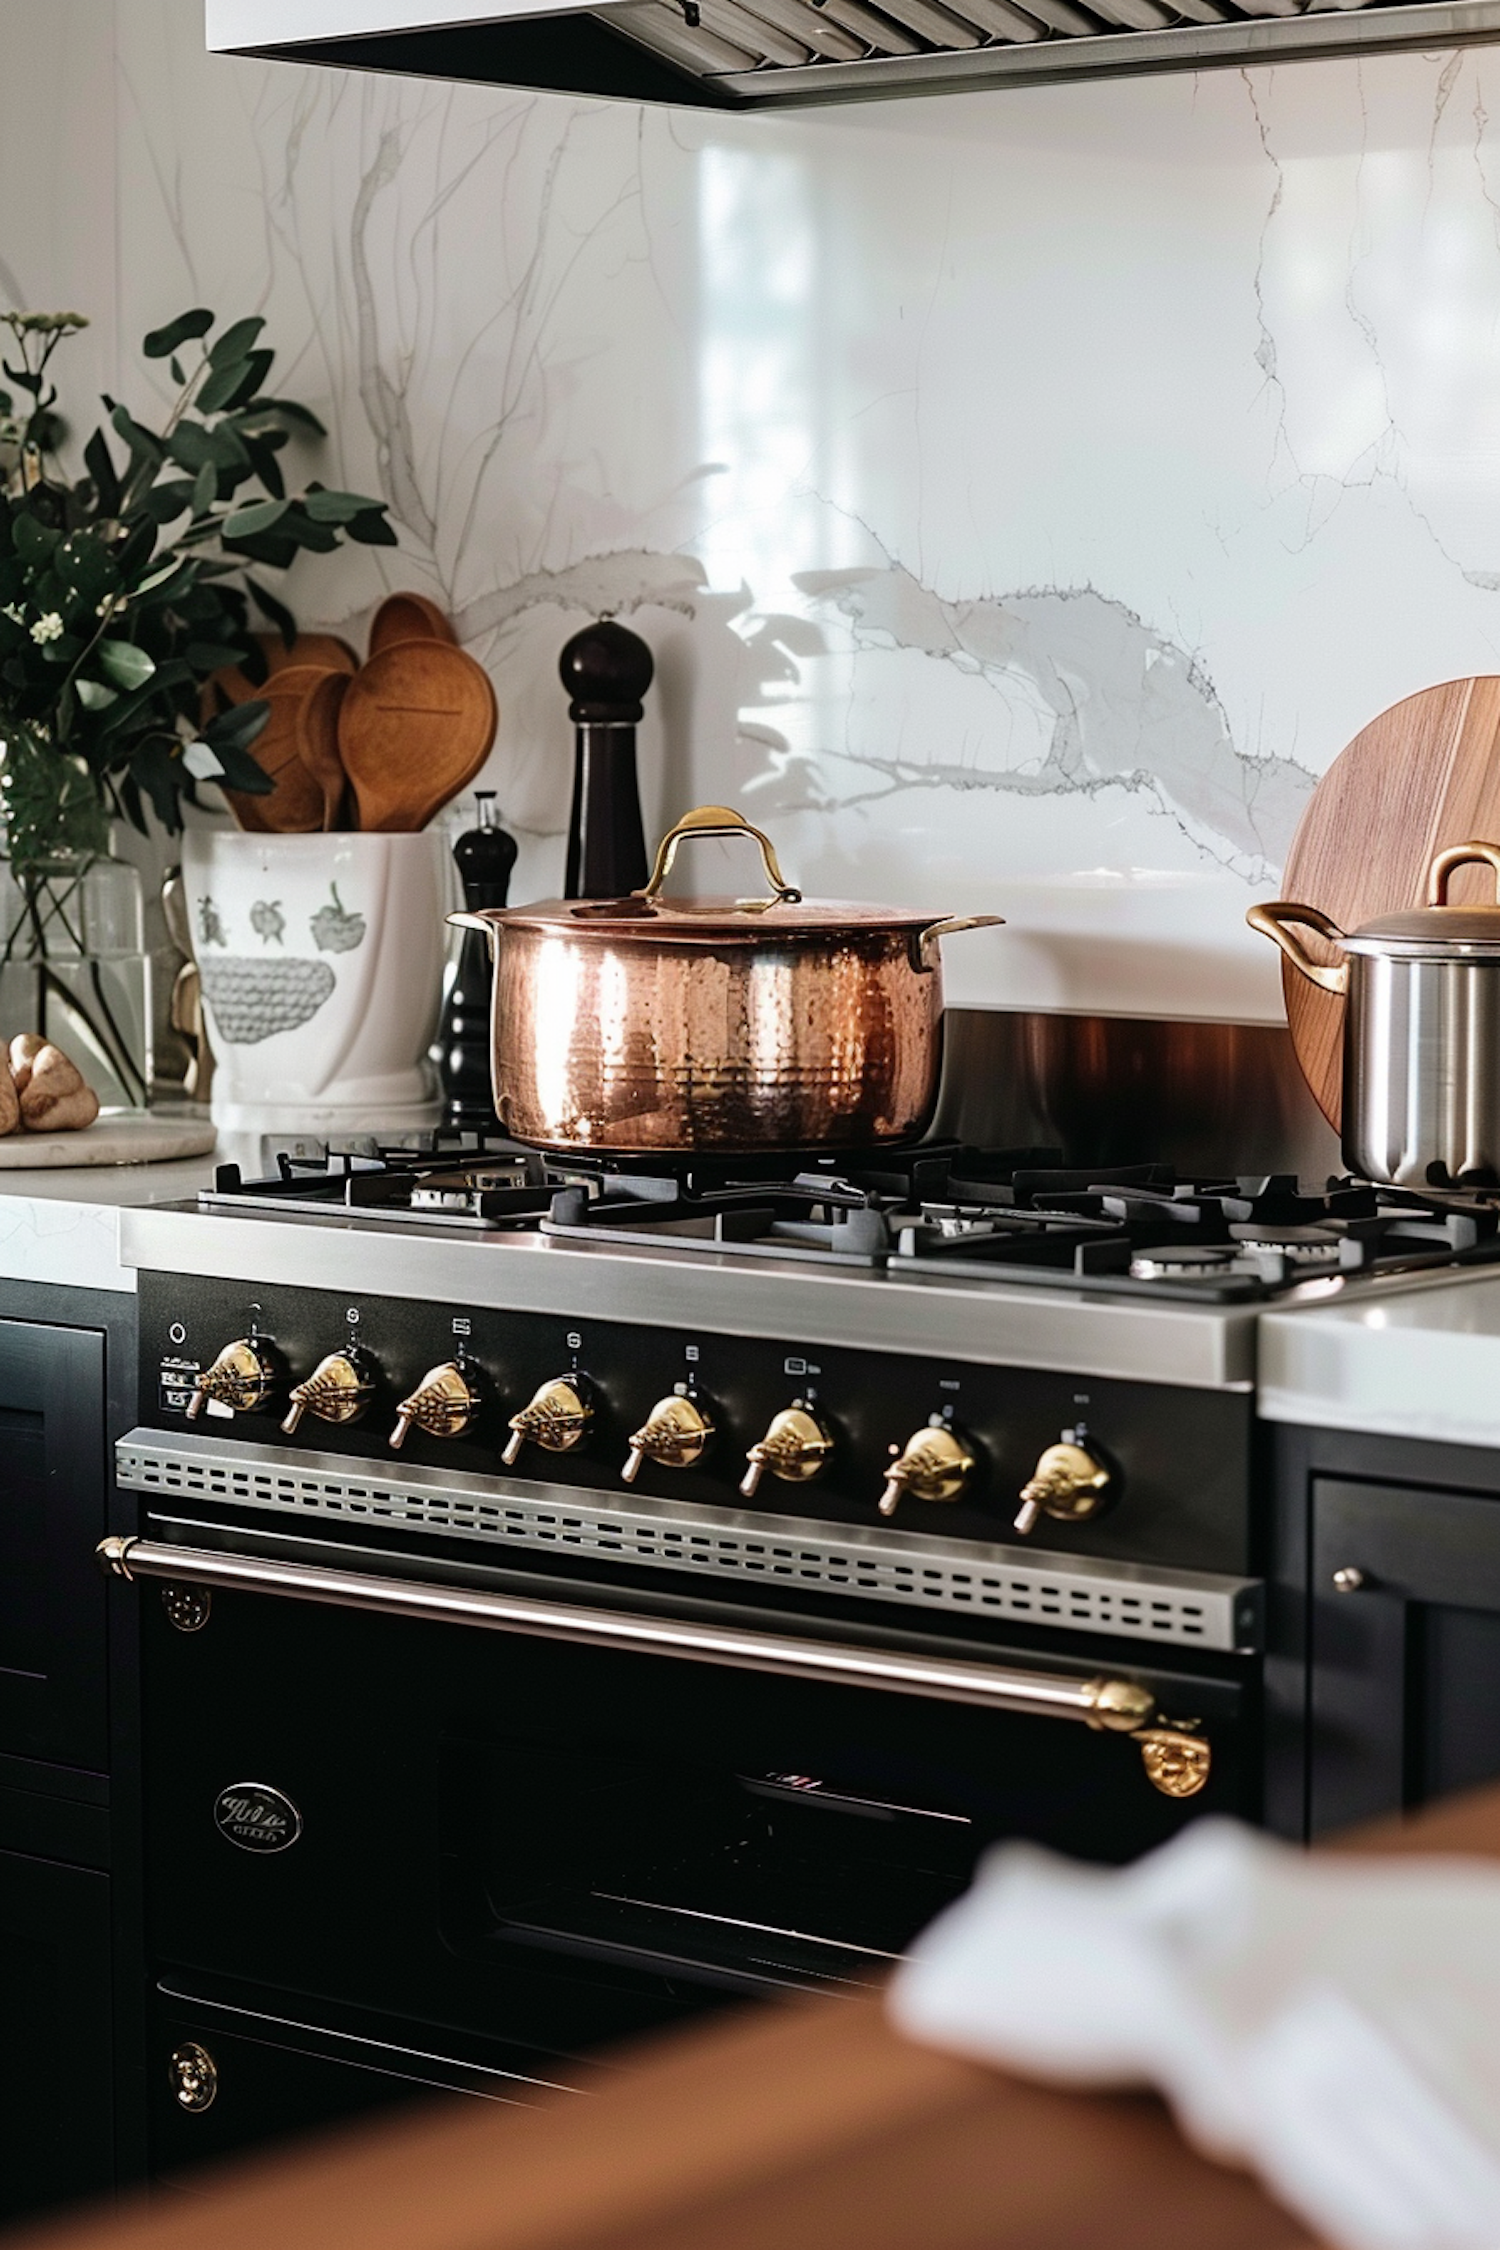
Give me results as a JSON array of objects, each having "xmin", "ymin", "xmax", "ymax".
[{"xmin": 449, "ymin": 805, "xmax": 1004, "ymax": 1155}]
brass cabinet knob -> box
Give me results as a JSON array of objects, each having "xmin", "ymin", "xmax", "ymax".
[
  {"xmin": 390, "ymin": 1360, "xmax": 481, "ymax": 1450},
  {"xmin": 1014, "ymin": 1431, "xmax": 1114, "ymax": 1536},
  {"xmin": 878, "ymin": 1420, "xmax": 974, "ymax": 1517},
  {"xmin": 622, "ymin": 1391, "xmax": 714, "ymax": 1483},
  {"xmin": 281, "ymin": 1347, "xmax": 378, "ymax": 1436},
  {"xmin": 740, "ymin": 1402, "xmax": 834, "ymax": 1498},
  {"xmin": 169, "ymin": 2041, "xmax": 219, "ymax": 2113},
  {"xmin": 185, "ymin": 1336, "xmax": 281, "ymax": 1421},
  {"xmin": 502, "ymin": 1376, "xmax": 593, "ymax": 1467}
]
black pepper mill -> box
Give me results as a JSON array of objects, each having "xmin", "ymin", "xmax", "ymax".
[
  {"xmin": 561, "ymin": 617, "xmax": 653, "ymax": 898},
  {"xmin": 440, "ymin": 791, "xmax": 518, "ymax": 1129}
]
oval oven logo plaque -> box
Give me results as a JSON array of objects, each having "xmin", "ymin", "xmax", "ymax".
[{"xmin": 214, "ymin": 1782, "xmax": 302, "ymax": 1854}]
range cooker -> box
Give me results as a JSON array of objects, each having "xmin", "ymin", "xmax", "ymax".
[{"xmin": 105, "ymin": 1136, "xmax": 1500, "ymax": 2175}]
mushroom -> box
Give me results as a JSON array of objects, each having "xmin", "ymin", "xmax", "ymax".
[
  {"xmin": 17, "ymin": 1042, "xmax": 100, "ymax": 1133},
  {"xmin": 0, "ymin": 1065, "xmax": 18, "ymax": 1137}
]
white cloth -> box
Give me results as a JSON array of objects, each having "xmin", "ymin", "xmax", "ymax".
[{"xmin": 888, "ymin": 1820, "xmax": 1500, "ymax": 2250}]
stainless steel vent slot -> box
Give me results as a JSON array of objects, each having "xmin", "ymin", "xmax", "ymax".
[{"xmin": 115, "ymin": 1429, "xmax": 1261, "ymax": 1653}]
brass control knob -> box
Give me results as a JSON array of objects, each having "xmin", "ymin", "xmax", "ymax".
[
  {"xmin": 390, "ymin": 1360, "xmax": 481, "ymax": 1450},
  {"xmin": 502, "ymin": 1376, "xmax": 592, "ymax": 1467},
  {"xmin": 281, "ymin": 1347, "xmax": 378, "ymax": 1437},
  {"xmin": 1014, "ymin": 1430, "xmax": 1113, "ymax": 1537},
  {"xmin": 740, "ymin": 1402, "xmax": 833, "ymax": 1499},
  {"xmin": 878, "ymin": 1419, "xmax": 975, "ymax": 1518},
  {"xmin": 185, "ymin": 1336, "xmax": 281, "ymax": 1421},
  {"xmin": 622, "ymin": 1390, "xmax": 714, "ymax": 1484}
]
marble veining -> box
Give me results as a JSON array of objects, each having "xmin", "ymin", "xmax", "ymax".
[{"xmin": 14, "ymin": 12, "xmax": 1500, "ymax": 1016}]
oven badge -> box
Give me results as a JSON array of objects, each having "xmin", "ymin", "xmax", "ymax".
[{"xmin": 213, "ymin": 1782, "xmax": 303, "ymax": 1854}]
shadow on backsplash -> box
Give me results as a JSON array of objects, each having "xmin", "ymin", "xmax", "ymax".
[{"xmin": 932, "ymin": 1010, "xmax": 1342, "ymax": 1181}]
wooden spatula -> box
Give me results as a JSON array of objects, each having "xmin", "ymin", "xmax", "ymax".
[
  {"xmin": 223, "ymin": 665, "xmax": 343, "ymax": 833},
  {"xmin": 294, "ymin": 670, "xmax": 354, "ymax": 832},
  {"xmin": 336, "ymin": 641, "xmax": 497, "ymax": 833},
  {"xmin": 368, "ymin": 591, "xmax": 456, "ymax": 656}
]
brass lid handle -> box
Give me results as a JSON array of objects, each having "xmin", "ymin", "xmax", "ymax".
[
  {"xmin": 622, "ymin": 1392, "xmax": 714, "ymax": 1483},
  {"xmin": 502, "ymin": 1376, "xmax": 592, "ymax": 1467},
  {"xmin": 282, "ymin": 1348, "xmax": 377, "ymax": 1437},
  {"xmin": 1427, "ymin": 839, "xmax": 1500, "ymax": 906},
  {"xmin": 740, "ymin": 1403, "xmax": 834, "ymax": 1498},
  {"xmin": 390, "ymin": 1361, "xmax": 480, "ymax": 1450},
  {"xmin": 878, "ymin": 1421, "xmax": 974, "ymax": 1518},
  {"xmin": 1014, "ymin": 1434, "xmax": 1114, "ymax": 1537},
  {"xmin": 638, "ymin": 805, "xmax": 802, "ymax": 911},
  {"xmin": 185, "ymin": 1337, "xmax": 281, "ymax": 1421}
]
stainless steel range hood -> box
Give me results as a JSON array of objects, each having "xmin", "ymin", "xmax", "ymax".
[{"xmin": 207, "ymin": 0, "xmax": 1500, "ymax": 105}]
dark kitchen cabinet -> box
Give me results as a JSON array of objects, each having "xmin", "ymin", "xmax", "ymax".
[
  {"xmin": 1308, "ymin": 1473, "xmax": 1500, "ymax": 1835},
  {"xmin": 0, "ymin": 1843, "xmax": 114, "ymax": 2223},
  {"xmin": 0, "ymin": 1315, "xmax": 110, "ymax": 1771}
]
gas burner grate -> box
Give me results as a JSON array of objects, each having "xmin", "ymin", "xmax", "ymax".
[{"xmin": 191, "ymin": 1138, "xmax": 1500, "ymax": 1298}]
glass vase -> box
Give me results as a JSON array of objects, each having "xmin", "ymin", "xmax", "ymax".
[{"xmin": 0, "ymin": 849, "xmax": 153, "ymax": 1110}]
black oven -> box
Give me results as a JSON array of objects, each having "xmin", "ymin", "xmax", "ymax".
[{"xmin": 113, "ymin": 1505, "xmax": 1256, "ymax": 2179}]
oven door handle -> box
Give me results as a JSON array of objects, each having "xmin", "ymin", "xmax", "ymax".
[{"xmin": 96, "ymin": 1536, "xmax": 1209, "ymax": 1797}]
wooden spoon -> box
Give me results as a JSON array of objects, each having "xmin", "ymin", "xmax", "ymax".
[
  {"xmin": 368, "ymin": 591, "xmax": 456, "ymax": 656},
  {"xmin": 201, "ymin": 632, "xmax": 358, "ymax": 726},
  {"xmin": 336, "ymin": 640, "xmax": 497, "ymax": 833},
  {"xmin": 294, "ymin": 670, "xmax": 354, "ymax": 832},
  {"xmin": 222, "ymin": 665, "xmax": 343, "ymax": 834}
]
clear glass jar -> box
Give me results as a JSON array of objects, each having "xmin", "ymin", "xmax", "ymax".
[{"xmin": 0, "ymin": 848, "xmax": 153, "ymax": 1109}]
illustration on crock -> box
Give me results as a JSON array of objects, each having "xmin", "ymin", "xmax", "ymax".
[{"xmin": 196, "ymin": 885, "xmax": 366, "ymax": 1045}]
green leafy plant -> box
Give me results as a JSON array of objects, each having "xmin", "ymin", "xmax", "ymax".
[{"xmin": 0, "ymin": 305, "xmax": 394, "ymax": 878}]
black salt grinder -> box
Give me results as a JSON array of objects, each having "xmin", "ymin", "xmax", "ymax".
[{"xmin": 440, "ymin": 791, "xmax": 517, "ymax": 1129}]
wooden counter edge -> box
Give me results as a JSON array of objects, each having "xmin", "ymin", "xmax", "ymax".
[{"xmin": 17, "ymin": 1786, "xmax": 1500, "ymax": 2250}]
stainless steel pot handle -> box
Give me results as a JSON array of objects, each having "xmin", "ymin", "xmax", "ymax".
[
  {"xmin": 95, "ymin": 1537, "xmax": 1208, "ymax": 1796},
  {"xmin": 637, "ymin": 805, "xmax": 803, "ymax": 911},
  {"xmin": 1427, "ymin": 840, "xmax": 1500, "ymax": 906},
  {"xmin": 1246, "ymin": 901, "xmax": 1350, "ymax": 997}
]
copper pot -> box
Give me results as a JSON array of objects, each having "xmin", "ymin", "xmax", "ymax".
[{"xmin": 449, "ymin": 804, "xmax": 1004, "ymax": 1154}]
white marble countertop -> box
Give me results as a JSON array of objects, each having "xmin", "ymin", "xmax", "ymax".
[
  {"xmin": 0, "ymin": 1147, "xmax": 223, "ymax": 1294},
  {"xmin": 1259, "ymin": 1268, "xmax": 1500, "ymax": 1449}
]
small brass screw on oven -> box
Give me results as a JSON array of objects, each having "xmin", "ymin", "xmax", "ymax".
[{"xmin": 1332, "ymin": 1566, "xmax": 1367, "ymax": 1593}]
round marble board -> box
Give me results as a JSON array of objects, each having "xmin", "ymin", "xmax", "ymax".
[{"xmin": 0, "ymin": 1111, "xmax": 217, "ymax": 1169}]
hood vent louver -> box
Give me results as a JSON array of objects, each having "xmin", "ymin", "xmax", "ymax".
[{"xmin": 209, "ymin": 0, "xmax": 1500, "ymax": 105}]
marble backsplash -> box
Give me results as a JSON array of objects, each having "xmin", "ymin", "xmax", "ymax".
[{"xmin": 10, "ymin": 3, "xmax": 1500, "ymax": 1023}]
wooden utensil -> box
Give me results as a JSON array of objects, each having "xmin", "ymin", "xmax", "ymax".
[
  {"xmin": 293, "ymin": 670, "xmax": 354, "ymax": 832},
  {"xmin": 336, "ymin": 640, "xmax": 497, "ymax": 833},
  {"xmin": 368, "ymin": 591, "xmax": 456, "ymax": 656},
  {"xmin": 201, "ymin": 632, "xmax": 358, "ymax": 724},
  {"xmin": 1278, "ymin": 675, "xmax": 1500, "ymax": 1130},
  {"xmin": 222, "ymin": 665, "xmax": 344, "ymax": 834}
]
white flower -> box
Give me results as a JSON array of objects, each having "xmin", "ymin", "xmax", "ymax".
[
  {"xmin": 29, "ymin": 612, "xmax": 63, "ymax": 645},
  {"xmin": 0, "ymin": 603, "xmax": 22, "ymax": 626}
]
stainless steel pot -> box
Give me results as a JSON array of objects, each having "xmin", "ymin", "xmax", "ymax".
[
  {"xmin": 1249, "ymin": 840, "xmax": 1500, "ymax": 1186},
  {"xmin": 449, "ymin": 803, "xmax": 1003, "ymax": 1154}
]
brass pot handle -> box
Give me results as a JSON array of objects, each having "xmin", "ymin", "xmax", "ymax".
[
  {"xmin": 1246, "ymin": 901, "xmax": 1350, "ymax": 997},
  {"xmin": 1427, "ymin": 840, "xmax": 1500, "ymax": 907},
  {"xmin": 638, "ymin": 805, "xmax": 803, "ymax": 910},
  {"xmin": 911, "ymin": 914, "xmax": 1007, "ymax": 972}
]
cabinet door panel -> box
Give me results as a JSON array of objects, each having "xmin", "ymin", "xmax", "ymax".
[
  {"xmin": 1311, "ymin": 1477, "xmax": 1500, "ymax": 1834},
  {"xmin": 0, "ymin": 1320, "xmax": 108, "ymax": 1769},
  {"xmin": 0, "ymin": 1847, "xmax": 113, "ymax": 2222}
]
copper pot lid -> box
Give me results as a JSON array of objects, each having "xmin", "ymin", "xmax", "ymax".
[
  {"xmin": 474, "ymin": 807, "xmax": 1004, "ymax": 944},
  {"xmin": 1346, "ymin": 841, "xmax": 1500, "ymax": 959}
]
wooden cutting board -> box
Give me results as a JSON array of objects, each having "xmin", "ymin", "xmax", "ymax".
[{"xmin": 1279, "ymin": 675, "xmax": 1500, "ymax": 1131}]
